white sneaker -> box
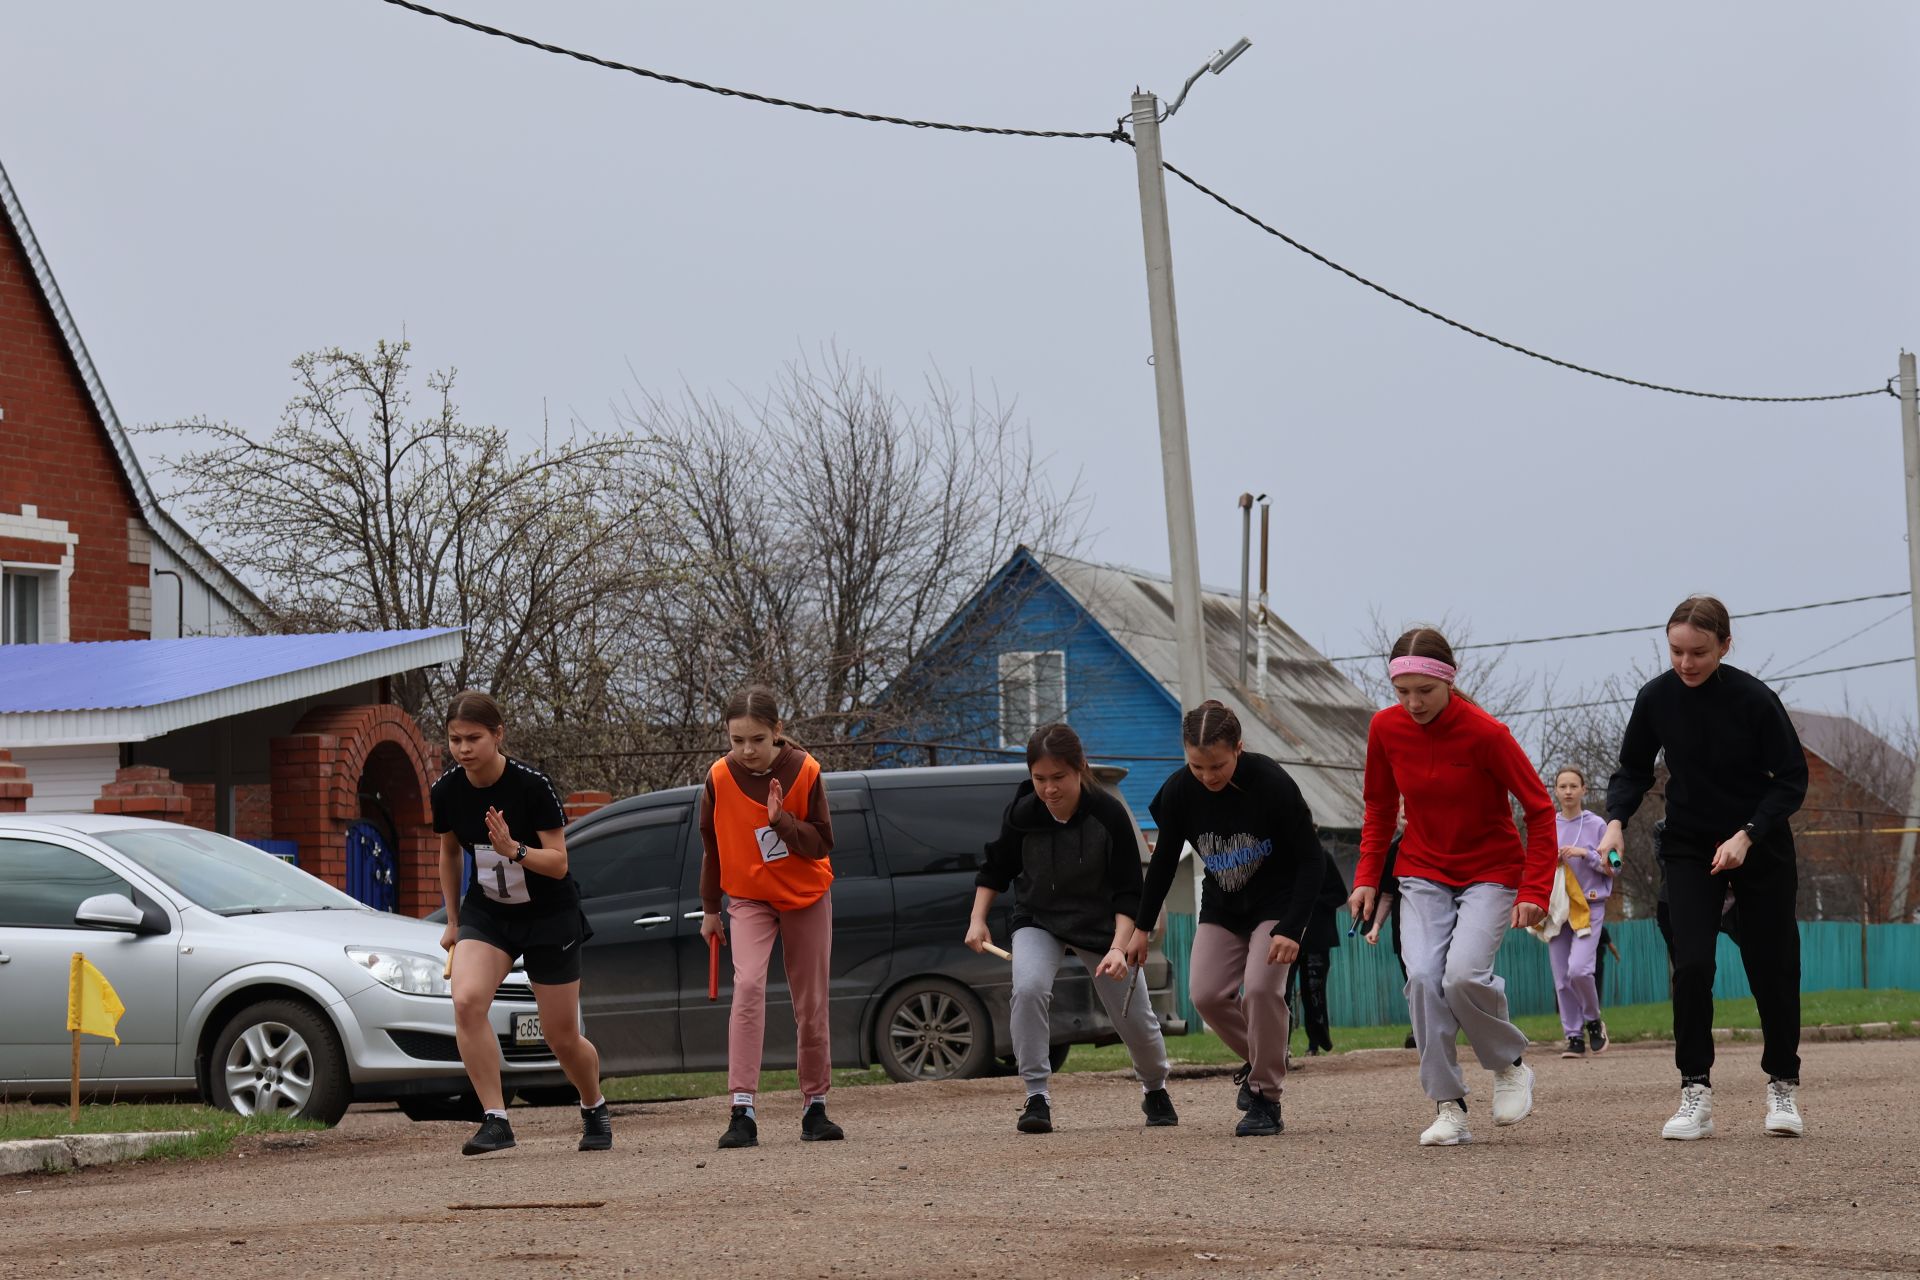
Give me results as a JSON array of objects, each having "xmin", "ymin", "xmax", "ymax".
[
  {"xmin": 1662, "ymin": 1083, "xmax": 1714, "ymax": 1140},
  {"xmin": 1491, "ymin": 1061, "xmax": 1534, "ymax": 1126},
  {"xmin": 1419, "ymin": 1099, "xmax": 1471, "ymax": 1146},
  {"xmin": 1764, "ymin": 1079, "xmax": 1804, "ymax": 1137}
]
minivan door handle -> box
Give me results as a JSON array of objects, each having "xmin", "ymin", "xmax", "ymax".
[
  {"xmin": 633, "ymin": 915, "xmax": 672, "ymax": 927},
  {"xmin": 0, "ymin": 952, "xmax": 10, "ymax": 964}
]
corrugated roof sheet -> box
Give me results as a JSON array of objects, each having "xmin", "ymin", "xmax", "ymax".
[
  {"xmin": 0, "ymin": 629, "xmax": 463, "ymax": 747},
  {"xmin": 1036, "ymin": 553, "xmax": 1373, "ymax": 830},
  {"xmin": 1789, "ymin": 707, "xmax": 1913, "ymax": 812}
]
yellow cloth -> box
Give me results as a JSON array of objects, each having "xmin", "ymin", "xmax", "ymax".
[
  {"xmin": 1563, "ymin": 867, "xmax": 1591, "ymax": 936},
  {"xmin": 67, "ymin": 953, "xmax": 125, "ymax": 1045}
]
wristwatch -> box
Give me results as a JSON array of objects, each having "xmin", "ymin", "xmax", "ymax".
[
  {"xmin": 1740, "ymin": 823, "xmax": 1759, "ymax": 842},
  {"xmin": 511, "ymin": 842, "xmax": 529, "ymax": 863}
]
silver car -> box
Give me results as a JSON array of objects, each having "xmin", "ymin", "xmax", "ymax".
[{"xmin": 0, "ymin": 813, "xmax": 568, "ymax": 1124}]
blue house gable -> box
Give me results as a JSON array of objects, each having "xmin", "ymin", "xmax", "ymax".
[{"xmin": 889, "ymin": 547, "xmax": 1372, "ymax": 835}]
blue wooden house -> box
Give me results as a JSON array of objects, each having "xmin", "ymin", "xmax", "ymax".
[{"xmin": 892, "ymin": 546, "xmax": 1373, "ymax": 837}]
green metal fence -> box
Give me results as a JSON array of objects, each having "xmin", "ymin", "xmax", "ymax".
[{"xmin": 1162, "ymin": 911, "xmax": 1919, "ymax": 1030}]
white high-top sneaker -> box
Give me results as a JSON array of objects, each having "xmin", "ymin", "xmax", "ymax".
[
  {"xmin": 1764, "ymin": 1079, "xmax": 1804, "ymax": 1137},
  {"xmin": 1419, "ymin": 1099, "xmax": 1471, "ymax": 1146},
  {"xmin": 1491, "ymin": 1061, "xmax": 1535, "ymax": 1126},
  {"xmin": 1661, "ymin": 1083, "xmax": 1714, "ymax": 1140}
]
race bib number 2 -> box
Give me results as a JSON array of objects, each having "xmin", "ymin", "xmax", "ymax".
[
  {"xmin": 755, "ymin": 825, "xmax": 791, "ymax": 863},
  {"xmin": 474, "ymin": 842, "xmax": 531, "ymax": 905}
]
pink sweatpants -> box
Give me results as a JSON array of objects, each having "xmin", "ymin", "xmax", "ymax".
[
  {"xmin": 726, "ymin": 892, "xmax": 834, "ymax": 1099},
  {"xmin": 1189, "ymin": 920, "xmax": 1292, "ymax": 1101}
]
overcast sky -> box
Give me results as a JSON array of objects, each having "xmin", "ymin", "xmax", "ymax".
[{"xmin": 8, "ymin": 1, "xmax": 1919, "ymax": 732}]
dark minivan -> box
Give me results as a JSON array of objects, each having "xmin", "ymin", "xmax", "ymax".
[{"xmin": 560, "ymin": 763, "xmax": 1183, "ymax": 1082}]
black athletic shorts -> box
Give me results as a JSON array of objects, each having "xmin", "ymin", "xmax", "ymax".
[{"xmin": 456, "ymin": 900, "xmax": 594, "ymax": 985}]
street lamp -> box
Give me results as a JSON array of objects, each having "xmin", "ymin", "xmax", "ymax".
[{"xmin": 1129, "ymin": 37, "xmax": 1253, "ymax": 714}]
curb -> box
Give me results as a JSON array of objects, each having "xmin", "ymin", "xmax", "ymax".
[{"xmin": 0, "ymin": 1130, "xmax": 198, "ymax": 1177}]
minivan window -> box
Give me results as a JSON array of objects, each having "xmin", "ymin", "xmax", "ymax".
[
  {"xmin": 871, "ymin": 785, "xmax": 1006, "ymax": 875},
  {"xmin": 569, "ymin": 813, "xmax": 687, "ymax": 898},
  {"xmin": 825, "ymin": 799, "xmax": 875, "ymax": 878},
  {"xmin": 0, "ymin": 838, "xmax": 136, "ymax": 927},
  {"xmin": 97, "ymin": 828, "xmax": 364, "ymax": 914}
]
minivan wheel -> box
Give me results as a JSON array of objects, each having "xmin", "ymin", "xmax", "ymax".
[
  {"xmin": 208, "ymin": 999, "xmax": 351, "ymax": 1126},
  {"xmin": 875, "ymin": 979, "xmax": 994, "ymax": 1082}
]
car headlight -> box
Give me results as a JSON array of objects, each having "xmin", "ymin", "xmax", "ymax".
[{"xmin": 345, "ymin": 947, "xmax": 451, "ymax": 996}]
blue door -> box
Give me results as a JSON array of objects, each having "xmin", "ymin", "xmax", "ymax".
[{"xmin": 345, "ymin": 821, "xmax": 397, "ymax": 912}]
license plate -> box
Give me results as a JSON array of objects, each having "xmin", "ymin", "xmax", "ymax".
[{"xmin": 512, "ymin": 1012, "xmax": 544, "ymax": 1046}]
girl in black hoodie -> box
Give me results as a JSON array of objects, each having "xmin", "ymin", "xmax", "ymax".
[{"xmin": 967, "ymin": 723, "xmax": 1176, "ymax": 1135}]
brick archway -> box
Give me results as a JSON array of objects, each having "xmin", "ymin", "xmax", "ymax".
[{"xmin": 271, "ymin": 704, "xmax": 444, "ymax": 916}]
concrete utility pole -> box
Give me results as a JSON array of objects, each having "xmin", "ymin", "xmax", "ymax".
[
  {"xmin": 1893, "ymin": 350, "xmax": 1920, "ymax": 921},
  {"xmin": 1131, "ymin": 90, "xmax": 1209, "ymax": 714},
  {"xmin": 1237, "ymin": 492, "xmax": 1254, "ymax": 685}
]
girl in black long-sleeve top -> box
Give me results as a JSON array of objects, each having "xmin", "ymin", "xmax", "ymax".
[{"xmin": 1599, "ymin": 595, "xmax": 1808, "ymax": 1141}]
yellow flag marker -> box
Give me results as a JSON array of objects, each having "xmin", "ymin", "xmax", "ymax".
[{"xmin": 67, "ymin": 953, "xmax": 126, "ymax": 1124}]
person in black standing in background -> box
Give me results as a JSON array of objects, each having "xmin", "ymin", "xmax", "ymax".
[
  {"xmin": 433, "ymin": 690, "xmax": 610, "ymax": 1157},
  {"xmin": 1599, "ymin": 596, "xmax": 1808, "ymax": 1142},
  {"xmin": 1287, "ymin": 845, "xmax": 1348, "ymax": 1056}
]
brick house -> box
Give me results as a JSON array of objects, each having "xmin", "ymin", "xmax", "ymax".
[
  {"xmin": 1790, "ymin": 708, "xmax": 1913, "ymax": 922},
  {"xmin": 0, "ymin": 156, "xmax": 471, "ymax": 915}
]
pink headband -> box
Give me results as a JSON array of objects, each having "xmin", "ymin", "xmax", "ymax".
[{"xmin": 1389, "ymin": 655, "xmax": 1456, "ymax": 684}]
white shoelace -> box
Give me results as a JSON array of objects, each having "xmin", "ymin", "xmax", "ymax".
[
  {"xmin": 1768, "ymin": 1083, "xmax": 1798, "ymax": 1115},
  {"xmin": 1675, "ymin": 1086, "xmax": 1706, "ymax": 1118}
]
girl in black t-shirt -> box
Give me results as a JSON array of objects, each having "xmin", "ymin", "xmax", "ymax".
[
  {"xmin": 1124, "ymin": 700, "xmax": 1324, "ymax": 1138},
  {"xmin": 430, "ymin": 690, "xmax": 609, "ymax": 1157}
]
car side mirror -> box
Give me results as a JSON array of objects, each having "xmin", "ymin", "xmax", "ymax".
[{"xmin": 75, "ymin": 893, "xmax": 159, "ymax": 934}]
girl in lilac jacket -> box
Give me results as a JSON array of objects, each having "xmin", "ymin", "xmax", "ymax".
[{"xmin": 1551, "ymin": 767, "xmax": 1616, "ymax": 1058}]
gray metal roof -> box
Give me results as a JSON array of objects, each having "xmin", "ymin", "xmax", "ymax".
[
  {"xmin": 1035, "ymin": 552, "xmax": 1372, "ymax": 829},
  {"xmin": 1788, "ymin": 707, "xmax": 1913, "ymax": 812},
  {"xmin": 0, "ymin": 629, "xmax": 463, "ymax": 747},
  {"xmin": 0, "ymin": 156, "xmax": 261, "ymax": 625}
]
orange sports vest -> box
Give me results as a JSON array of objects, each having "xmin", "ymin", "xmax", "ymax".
[{"xmin": 710, "ymin": 753, "xmax": 833, "ymax": 912}]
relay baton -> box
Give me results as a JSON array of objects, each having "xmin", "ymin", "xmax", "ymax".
[
  {"xmin": 707, "ymin": 931, "xmax": 721, "ymax": 1001},
  {"xmin": 442, "ymin": 940, "xmax": 455, "ymax": 980}
]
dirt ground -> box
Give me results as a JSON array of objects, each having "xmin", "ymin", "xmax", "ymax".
[{"xmin": 8, "ymin": 1038, "xmax": 1918, "ymax": 1279}]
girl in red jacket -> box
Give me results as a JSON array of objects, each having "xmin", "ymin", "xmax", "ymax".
[
  {"xmin": 1348, "ymin": 629, "xmax": 1557, "ymax": 1146},
  {"xmin": 699, "ymin": 687, "xmax": 841, "ymax": 1150}
]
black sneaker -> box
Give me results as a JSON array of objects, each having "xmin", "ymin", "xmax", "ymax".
[
  {"xmin": 1585, "ymin": 1019, "xmax": 1609, "ymax": 1054},
  {"xmin": 801, "ymin": 1101, "xmax": 844, "ymax": 1142},
  {"xmin": 578, "ymin": 1101, "xmax": 612, "ymax": 1151},
  {"xmin": 1235, "ymin": 1090, "xmax": 1283, "ymax": 1137},
  {"xmin": 1141, "ymin": 1087, "xmax": 1179, "ymax": 1128},
  {"xmin": 461, "ymin": 1113, "xmax": 515, "ymax": 1156},
  {"xmin": 1561, "ymin": 1034, "xmax": 1587, "ymax": 1059},
  {"xmin": 717, "ymin": 1105, "xmax": 758, "ymax": 1149},
  {"xmin": 1016, "ymin": 1094, "xmax": 1052, "ymax": 1134},
  {"xmin": 1232, "ymin": 1062, "xmax": 1253, "ymax": 1112}
]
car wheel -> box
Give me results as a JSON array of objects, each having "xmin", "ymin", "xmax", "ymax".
[
  {"xmin": 208, "ymin": 999, "xmax": 350, "ymax": 1126},
  {"xmin": 874, "ymin": 978, "xmax": 994, "ymax": 1082},
  {"xmin": 513, "ymin": 1085, "xmax": 581, "ymax": 1108},
  {"xmin": 396, "ymin": 1088, "xmax": 515, "ymax": 1123},
  {"xmin": 1049, "ymin": 1042, "xmax": 1071, "ymax": 1072}
]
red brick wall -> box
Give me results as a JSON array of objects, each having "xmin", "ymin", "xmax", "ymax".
[
  {"xmin": 272, "ymin": 704, "xmax": 443, "ymax": 917},
  {"xmin": 0, "ymin": 749, "xmax": 31, "ymax": 813},
  {"xmin": 0, "ymin": 200, "xmax": 149, "ymax": 640},
  {"xmin": 182, "ymin": 783, "xmax": 216, "ymax": 832},
  {"xmin": 565, "ymin": 791, "xmax": 612, "ymax": 823},
  {"xmin": 233, "ymin": 783, "xmax": 273, "ymax": 841},
  {"xmin": 1796, "ymin": 753, "xmax": 1903, "ymax": 921},
  {"xmin": 93, "ymin": 765, "xmax": 189, "ymax": 819}
]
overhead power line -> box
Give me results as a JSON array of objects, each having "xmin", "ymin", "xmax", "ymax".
[
  {"xmin": 1156, "ymin": 161, "xmax": 1896, "ymax": 405},
  {"xmin": 1327, "ymin": 589, "xmax": 1912, "ymax": 664},
  {"xmin": 374, "ymin": 0, "xmax": 1127, "ymax": 141},
  {"xmin": 1503, "ymin": 654, "xmax": 1915, "ymax": 718},
  {"xmin": 376, "ymin": 0, "xmax": 1897, "ymax": 405}
]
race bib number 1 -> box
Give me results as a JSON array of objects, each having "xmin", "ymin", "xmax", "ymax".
[
  {"xmin": 474, "ymin": 842, "xmax": 531, "ymax": 905},
  {"xmin": 755, "ymin": 825, "xmax": 791, "ymax": 863}
]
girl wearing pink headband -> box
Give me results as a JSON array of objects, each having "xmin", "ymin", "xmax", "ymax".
[{"xmin": 1349, "ymin": 627, "xmax": 1557, "ymax": 1147}]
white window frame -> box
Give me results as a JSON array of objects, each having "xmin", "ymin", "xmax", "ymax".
[
  {"xmin": 0, "ymin": 565, "xmax": 56, "ymax": 645},
  {"xmin": 998, "ymin": 649, "xmax": 1067, "ymax": 748}
]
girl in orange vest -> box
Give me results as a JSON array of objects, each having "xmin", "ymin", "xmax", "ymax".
[{"xmin": 699, "ymin": 687, "xmax": 840, "ymax": 1149}]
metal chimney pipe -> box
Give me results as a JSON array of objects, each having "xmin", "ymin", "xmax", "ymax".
[
  {"xmin": 1255, "ymin": 497, "xmax": 1270, "ymax": 700},
  {"xmin": 1237, "ymin": 493, "xmax": 1253, "ymax": 685}
]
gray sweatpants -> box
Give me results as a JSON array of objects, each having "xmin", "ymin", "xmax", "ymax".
[
  {"xmin": 1011, "ymin": 926, "xmax": 1170, "ymax": 1096},
  {"xmin": 1397, "ymin": 878, "xmax": 1529, "ymax": 1103}
]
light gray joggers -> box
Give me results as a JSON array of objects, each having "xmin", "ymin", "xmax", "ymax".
[
  {"xmin": 1011, "ymin": 926, "xmax": 1170, "ymax": 1096},
  {"xmin": 1397, "ymin": 877, "xmax": 1530, "ymax": 1103}
]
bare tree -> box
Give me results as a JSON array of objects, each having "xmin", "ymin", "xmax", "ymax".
[
  {"xmin": 1787, "ymin": 699, "xmax": 1915, "ymax": 925},
  {"xmin": 152, "ymin": 340, "xmax": 672, "ymax": 730},
  {"xmin": 1348, "ymin": 609, "xmax": 1534, "ymax": 720},
  {"xmin": 558, "ymin": 348, "xmax": 1085, "ymax": 793}
]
